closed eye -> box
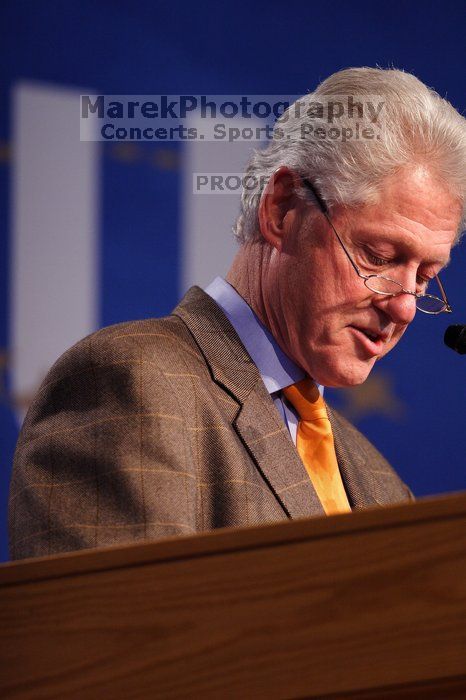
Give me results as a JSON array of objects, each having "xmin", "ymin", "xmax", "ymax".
[
  {"xmin": 366, "ymin": 249, "xmax": 432, "ymax": 292},
  {"xmin": 364, "ymin": 247, "xmax": 391, "ymax": 267},
  {"xmin": 365, "ymin": 250, "xmax": 391, "ymax": 267}
]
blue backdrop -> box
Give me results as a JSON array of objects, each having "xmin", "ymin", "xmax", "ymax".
[{"xmin": 1, "ymin": 0, "xmax": 465, "ymax": 562}]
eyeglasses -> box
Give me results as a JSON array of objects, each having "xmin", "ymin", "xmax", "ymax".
[{"xmin": 302, "ymin": 178, "xmax": 452, "ymax": 315}]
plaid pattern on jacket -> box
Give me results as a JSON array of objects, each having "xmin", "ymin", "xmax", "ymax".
[{"xmin": 9, "ymin": 287, "xmax": 413, "ymax": 559}]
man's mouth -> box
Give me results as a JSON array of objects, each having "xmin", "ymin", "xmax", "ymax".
[{"xmin": 349, "ymin": 325, "xmax": 389, "ymax": 353}]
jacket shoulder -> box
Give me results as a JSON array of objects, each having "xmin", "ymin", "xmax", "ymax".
[
  {"xmin": 48, "ymin": 314, "xmax": 204, "ymax": 379},
  {"xmin": 17, "ymin": 314, "xmax": 207, "ymax": 444}
]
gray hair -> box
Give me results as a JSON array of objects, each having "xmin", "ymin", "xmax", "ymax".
[{"xmin": 234, "ymin": 67, "xmax": 466, "ymax": 243}]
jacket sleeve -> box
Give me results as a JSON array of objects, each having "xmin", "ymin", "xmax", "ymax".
[{"xmin": 8, "ymin": 327, "xmax": 199, "ymax": 560}]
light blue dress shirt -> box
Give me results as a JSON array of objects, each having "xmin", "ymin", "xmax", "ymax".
[{"xmin": 205, "ymin": 277, "xmax": 324, "ymax": 446}]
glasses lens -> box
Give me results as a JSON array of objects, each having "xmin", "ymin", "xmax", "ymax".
[
  {"xmin": 365, "ymin": 276, "xmax": 403, "ymax": 295},
  {"xmin": 416, "ymin": 295, "xmax": 446, "ymax": 313}
]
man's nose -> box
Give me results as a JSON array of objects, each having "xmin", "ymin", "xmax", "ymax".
[{"xmin": 371, "ymin": 289, "xmax": 418, "ymax": 325}]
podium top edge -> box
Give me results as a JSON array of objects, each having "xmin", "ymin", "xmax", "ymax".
[{"xmin": 1, "ymin": 490, "xmax": 466, "ymax": 587}]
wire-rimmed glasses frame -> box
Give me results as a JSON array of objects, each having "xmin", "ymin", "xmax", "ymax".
[{"xmin": 301, "ymin": 178, "xmax": 452, "ymax": 315}]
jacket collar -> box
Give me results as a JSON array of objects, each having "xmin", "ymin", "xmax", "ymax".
[{"xmin": 204, "ymin": 277, "xmax": 305, "ymax": 394}]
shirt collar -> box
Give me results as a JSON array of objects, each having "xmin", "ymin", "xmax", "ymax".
[{"xmin": 204, "ymin": 277, "xmax": 307, "ymax": 394}]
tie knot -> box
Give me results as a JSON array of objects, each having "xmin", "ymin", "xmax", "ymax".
[{"xmin": 283, "ymin": 378, "xmax": 327, "ymax": 421}]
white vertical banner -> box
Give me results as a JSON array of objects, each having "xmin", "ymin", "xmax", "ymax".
[
  {"xmin": 10, "ymin": 82, "xmax": 100, "ymax": 416},
  {"xmin": 181, "ymin": 116, "xmax": 261, "ymax": 292}
]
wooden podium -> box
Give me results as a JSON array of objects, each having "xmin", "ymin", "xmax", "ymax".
[{"xmin": 1, "ymin": 493, "xmax": 466, "ymax": 699}]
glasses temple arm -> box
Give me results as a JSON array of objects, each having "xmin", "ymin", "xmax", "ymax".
[
  {"xmin": 302, "ymin": 178, "xmax": 365, "ymax": 279},
  {"xmin": 435, "ymin": 273, "xmax": 452, "ymax": 311}
]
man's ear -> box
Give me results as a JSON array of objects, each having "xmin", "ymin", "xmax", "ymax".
[{"xmin": 258, "ymin": 166, "xmax": 303, "ymax": 251}]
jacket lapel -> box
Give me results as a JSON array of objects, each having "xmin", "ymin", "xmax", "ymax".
[
  {"xmin": 328, "ymin": 405, "xmax": 380, "ymax": 509},
  {"xmin": 173, "ymin": 287, "xmax": 324, "ymax": 519},
  {"xmin": 234, "ymin": 381, "xmax": 325, "ymax": 519}
]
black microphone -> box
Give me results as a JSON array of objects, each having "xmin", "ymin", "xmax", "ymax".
[{"xmin": 444, "ymin": 325, "xmax": 466, "ymax": 355}]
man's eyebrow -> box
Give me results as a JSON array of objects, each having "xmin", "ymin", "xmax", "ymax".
[
  {"xmin": 422, "ymin": 251, "xmax": 452, "ymax": 269},
  {"xmin": 359, "ymin": 231, "xmax": 452, "ymax": 268}
]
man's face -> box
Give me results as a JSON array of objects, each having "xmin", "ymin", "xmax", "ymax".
[{"xmin": 262, "ymin": 166, "xmax": 461, "ymax": 387}]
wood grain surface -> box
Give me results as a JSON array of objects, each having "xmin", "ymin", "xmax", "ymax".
[{"xmin": 1, "ymin": 492, "xmax": 466, "ymax": 699}]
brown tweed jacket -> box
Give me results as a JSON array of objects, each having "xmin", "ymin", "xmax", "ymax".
[{"xmin": 9, "ymin": 287, "xmax": 413, "ymax": 560}]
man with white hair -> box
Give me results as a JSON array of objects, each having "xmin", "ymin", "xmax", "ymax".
[{"xmin": 9, "ymin": 68, "xmax": 465, "ymax": 559}]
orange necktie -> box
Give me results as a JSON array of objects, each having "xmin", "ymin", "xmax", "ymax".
[{"xmin": 283, "ymin": 378, "xmax": 351, "ymax": 515}]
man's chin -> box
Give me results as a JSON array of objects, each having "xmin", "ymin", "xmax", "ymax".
[{"xmin": 312, "ymin": 358, "xmax": 377, "ymax": 388}]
